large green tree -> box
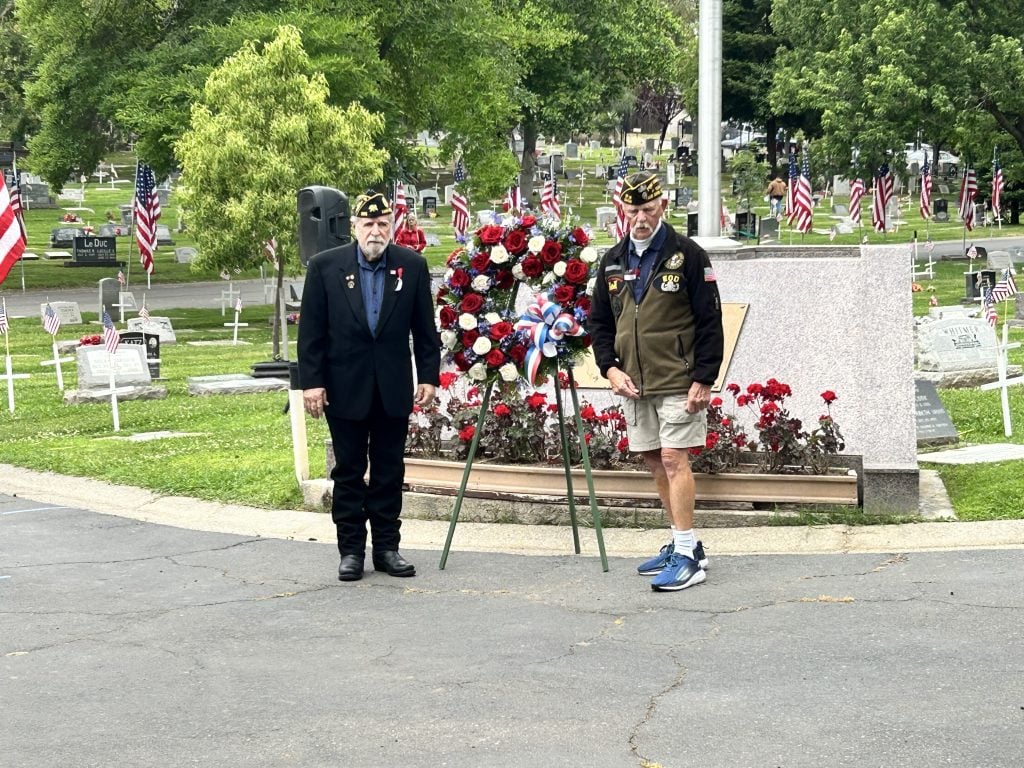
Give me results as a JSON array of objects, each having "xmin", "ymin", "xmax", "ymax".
[{"xmin": 175, "ymin": 25, "xmax": 387, "ymax": 356}]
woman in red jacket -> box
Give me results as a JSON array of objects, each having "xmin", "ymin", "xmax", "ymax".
[{"xmin": 395, "ymin": 212, "xmax": 427, "ymax": 253}]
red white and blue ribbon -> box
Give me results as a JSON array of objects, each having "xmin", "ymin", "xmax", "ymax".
[{"xmin": 515, "ymin": 294, "xmax": 585, "ymax": 386}]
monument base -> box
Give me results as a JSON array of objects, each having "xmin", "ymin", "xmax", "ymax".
[
  {"xmin": 63, "ymin": 385, "xmax": 168, "ymax": 404},
  {"xmin": 915, "ymin": 366, "xmax": 1022, "ymax": 389}
]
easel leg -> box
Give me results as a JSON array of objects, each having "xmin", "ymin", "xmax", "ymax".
[
  {"xmin": 554, "ymin": 373, "xmax": 581, "ymax": 554},
  {"xmin": 567, "ymin": 369, "xmax": 608, "ymax": 572},
  {"xmin": 439, "ymin": 381, "xmax": 494, "ymax": 569}
]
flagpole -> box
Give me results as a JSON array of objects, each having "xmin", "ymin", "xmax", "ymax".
[
  {"xmin": 127, "ymin": 158, "xmax": 138, "ymax": 287},
  {"xmin": 50, "ymin": 335, "xmax": 65, "ymax": 392},
  {"xmin": 2, "ymin": 298, "xmax": 13, "ymax": 412}
]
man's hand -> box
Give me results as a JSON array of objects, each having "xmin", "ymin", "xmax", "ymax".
[
  {"xmin": 686, "ymin": 381, "xmax": 711, "ymax": 413},
  {"xmin": 303, "ymin": 387, "xmax": 328, "ymax": 419},
  {"xmin": 414, "ymin": 383, "xmax": 436, "ymax": 407},
  {"xmin": 607, "ymin": 367, "xmax": 640, "ymax": 399}
]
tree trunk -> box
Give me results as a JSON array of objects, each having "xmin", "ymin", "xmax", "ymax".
[
  {"xmin": 520, "ymin": 117, "xmax": 539, "ymax": 202},
  {"xmin": 765, "ymin": 116, "xmax": 778, "ymax": 172}
]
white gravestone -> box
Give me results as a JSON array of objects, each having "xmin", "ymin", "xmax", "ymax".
[
  {"xmin": 76, "ymin": 345, "xmax": 152, "ymax": 389},
  {"xmin": 41, "ymin": 301, "xmax": 83, "ymax": 325},
  {"xmin": 916, "ymin": 318, "xmax": 998, "ymax": 372},
  {"xmin": 986, "ymin": 251, "xmax": 1012, "ymax": 271},
  {"xmin": 127, "ymin": 316, "xmax": 176, "ymax": 344}
]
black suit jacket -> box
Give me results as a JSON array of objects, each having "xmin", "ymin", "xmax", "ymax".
[{"xmin": 297, "ymin": 242, "xmax": 441, "ymax": 420}]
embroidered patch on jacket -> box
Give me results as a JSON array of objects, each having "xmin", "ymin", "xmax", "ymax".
[
  {"xmin": 703, "ymin": 267, "xmax": 717, "ymax": 282},
  {"xmin": 665, "ymin": 252, "xmax": 685, "ymax": 270},
  {"xmin": 606, "ymin": 276, "xmax": 624, "ymax": 295},
  {"xmin": 656, "ymin": 273, "xmax": 682, "ymax": 292}
]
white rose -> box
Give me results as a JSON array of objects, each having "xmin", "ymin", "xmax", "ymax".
[
  {"xmin": 528, "ymin": 235, "xmax": 546, "ymax": 254},
  {"xmin": 553, "ymin": 261, "xmax": 567, "ymax": 277},
  {"xmin": 472, "ymin": 274, "xmax": 492, "ymax": 292},
  {"xmin": 441, "ymin": 330, "xmax": 458, "ymax": 349},
  {"xmin": 580, "ymin": 246, "xmax": 598, "ymax": 264},
  {"xmin": 499, "ymin": 363, "xmax": 519, "ymax": 382},
  {"xmin": 490, "ymin": 245, "xmax": 510, "ymax": 264},
  {"xmin": 468, "ymin": 363, "xmax": 488, "ymax": 381},
  {"xmin": 512, "ymin": 264, "xmax": 526, "ymax": 280},
  {"xmin": 485, "ymin": 312, "xmax": 502, "ymax": 325},
  {"xmin": 458, "ymin": 313, "xmax": 478, "ymax": 330},
  {"xmin": 472, "ymin": 336, "xmax": 492, "ymax": 355}
]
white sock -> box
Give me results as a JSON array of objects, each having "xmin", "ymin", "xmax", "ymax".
[{"xmin": 673, "ymin": 529, "xmax": 695, "ymax": 559}]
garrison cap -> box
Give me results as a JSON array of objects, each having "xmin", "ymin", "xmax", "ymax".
[
  {"xmin": 353, "ymin": 191, "xmax": 393, "ymax": 218},
  {"xmin": 618, "ymin": 172, "xmax": 663, "ymax": 205}
]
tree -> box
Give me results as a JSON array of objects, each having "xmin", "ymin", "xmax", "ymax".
[{"xmin": 175, "ymin": 25, "xmax": 387, "ymax": 358}]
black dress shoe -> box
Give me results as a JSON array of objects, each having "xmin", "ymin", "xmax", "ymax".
[
  {"xmin": 338, "ymin": 554, "xmax": 364, "ymax": 582},
  {"xmin": 372, "ymin": 550, "xmax": 416, "ymax": 577}
]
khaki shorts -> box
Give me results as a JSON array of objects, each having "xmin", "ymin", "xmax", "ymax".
[{"xmin": 622, "ymin": 394, "xmax": 707, "ymax": 452}]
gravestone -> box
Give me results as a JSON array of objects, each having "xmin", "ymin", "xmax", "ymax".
[
  {"xmin": 127, "ymin": 315, "xmax": 176, "ymax": 344},
  {"xmin": 644, "ymin": 138, "xmax": 656, "ymax": 153},
  {"xmin": 120, "ymin": 331, "xmax": 161, "ymax": 379},
  {"xmin": 75, "ymin": 344, "xmax": 151, "ymax": 389},
  {"xmin": 915, "ymin": 379, "xmax": 959, "ymax": 446},
  {"xmin": 155, "ymin": 225, "xmax": 174, "ymax": 246},
  {"xmin": 986, "ymin": 251, "xmax": 1012, "ymax": 271},
  {"xmin": 444, "ymin": 184, "xmax": 456, "ymax": 205},
  {"xmin": 98, "ymin": 278, "xmax": 119, "ymax": 318},
  {"xmin": 759, "ymin": 217, "xmax": 779, "ymax": 240},
  {"xmin": 422, "ymin": 192, "xmax": 438, "ymax": 215},
  {"xmin": 734, "ymin": 211, "xmax": 758, "ymax": 239},
  {"xmin": 595, "ymin": 207, "xmax": 616, "ymax": 230},
  {"xmin": 174, "ymin": 247, "xmax": 197, "ymax": 264},
  {"xmin": 963, "ymin": 269, "xmax": 996, "ymax": 302},
  {"xmin": 186, "ymin": 374, "xmax": 288, "ymax": 396},
  {"xmin": 98, "ymin": 223, "xmax": 129, "ymax": 237},
  {"xmin": 71, "ymin": 236, "xmax": 118, "ymax": 267},
  {"xmin": 927, "ymin": 304, "xmax": 975, "ymax": 320},
  {"xmin": 22, "ymin": 182, "xmax": 54, "ymax": 207},
  {"xmin": 933, "ymin": 199, "xmax": 949, "ymax": 221},
  {"xmin": 832, "ymin": 177, "xmax": 851, "ymax": 196},
  {"xmin": 686, "ymin": 211, "xmax": 698, "ymax": 237},
  {"xmin": 564, "ymin": 142, "xmax": 578, "ymax": 159},
  {"xmin": 156, "ymin": 188, "xmax": 170, "ymax": 206},
  {"xmin": 40, "ymin": 301, "xmax": 82, "ymax": 326},
  {"xmin": 50, "ymin": 228, "xmax": 79, "ymax": 248},
  {"xmin": 832, "ymin": 204, "xmax": 849, "ymax": 217},
  {"xmin": 915, "ymin": 316, "xmax": 1019, "ymax": 387},
  {"xmin": 43, "ymin": 250, "xmax": 71, "ymax": 260},
  {"xmin": 119, "ymin": 205, "xmax": 133, "ymax": 226},
  {"xmin": 589, "ymin": 140, "xmax": 601, "ymax": 151}
]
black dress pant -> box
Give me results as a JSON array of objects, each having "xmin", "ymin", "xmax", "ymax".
[{"xmin": 326, "ymin": 388, "xmax": 409, "ymax": 556}]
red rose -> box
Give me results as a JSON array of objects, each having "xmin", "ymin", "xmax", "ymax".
[
  {"xmin": 493, "ymin": 403, "xmax": 512, "ymax": 418},
  {"xmin": 574, "ymin": 296, "xmax": 591, "ymax": 314},
  {"xmin": 553, "ymin": 284, "xmax": 576, "ymax": 305},
  {"xmin": 520, "ymin": 256, "xmax": 543, "ymax": 277},
  {"xmin": 470, "ymin": 252, "xmax": 491, "ymax": 272},
  {"xmin": 478, "ymin": 225, "xmax": 503, "ymax": 245},
  {"xmin": 453, "ymin": 351, "xmax": 470, "ymax": 371},
  {"xmin": 563, "ymin": 260, "xmax": 589, "ymax": 284},
  {"xmin": 460, "ymin": 293, "xmax": 484, "ymax": 313},
  {"xmin": 504, "ymin": 229, "xmax": 528, "ymax": 254},
  {"xmin": 572, "ymin": 227, "xmax": 589, "ymax": 246},
  {"xmin": 439, "ymin": 372, "xmax": 458, "ymax": 389},
  {"xmin": 449, "ymin": 268, "xmax": 470, "ymax": 288},
  {"xmin": 462, "ymin": 329, "xmax": 480, "ymax": 347},
  {"xmin": 489, "ymin": 321, "xmax": 514, "ymax": 340},
  {"xmin": 821, "ymin": 390, "xmax": 838, "ymax": 404},
  {"xmin": 508, "ymin": 345, "xmax": 527, "ymax": 363},
  {"xmin": 494, "ymin": 270, "xmax": 515, "ymax": 289},
  {"xmin": 486, "ymin": 349, "xmax": 506, "ymax": 367},
  {"xmin": 539, "ymin": 240, "xmax": 562, "ymax": 265},
  {"xmin": 438, "ymin": 306, "xmax": 457, "ymax": 328},
  {"xmin": 521, "ymin": 215, "xmax": 537, "ymax": 227}
]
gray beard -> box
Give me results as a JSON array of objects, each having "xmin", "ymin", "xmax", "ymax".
[{"xmin": 362, "ymin": 243, "xmax": 386, "ymax": 262}]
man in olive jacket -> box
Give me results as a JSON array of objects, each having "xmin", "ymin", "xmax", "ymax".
[
  {"xmin": 298, "ymin": 191, "xmax": 440, "ymax": 582},
  {"xmin": 589, "ymin": 172, "xmax": 724, "ymax": 592}
]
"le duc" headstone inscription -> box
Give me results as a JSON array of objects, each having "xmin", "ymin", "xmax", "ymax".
[
  {"xmin": 71, "ymin": 236, "xmax": 118, "ymax": 267},
  {"xmin": 119, "ymin": 331, "xmax": 161, "ymax": 379}
]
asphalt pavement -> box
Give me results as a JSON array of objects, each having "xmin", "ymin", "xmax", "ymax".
[{"xmin": 2, "ymin": 468, "xmax": 1024, "ymax": 768}]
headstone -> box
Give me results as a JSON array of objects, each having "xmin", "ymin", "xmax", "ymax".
[
  {"xmin": 98, "ymin": 278, "xmax": 119, "ymax": 317},
  {"xmin": 644, "ymin": 138, "xmax": 656, "ymax": 153},
  {"xmin": 444, "ymin": 184, "xmax": 456, "ymax": 205},
  {"xmin": 589, "ymin": 140, "xmax": 601, "ymax": 151},
  {"xmin": 759, "ymin": 216, "xmax": 779, "ymax": 240},
  {"xmin": 835, "ymin": 220, "xmax": 854, "ymax": 234},
  {"xmin": 43, "ymin": 250, "xmax": 71, "ymax": 260},
  {"xmin": 734, "ymin": 211, "xmax": 757, "ymax": 239},
  {"xmin": 831, "ymin": 204, "xmax": 849, "ymax": 217},
  {"xmin": 666, "ymin": 164, "xmax": 676, "ymax": 185},
  {"xmin": 565, "ymin": 142, "xmax": 578, "ymax": 159},
  {"xmin": 987, "ymin": 251, "xmax": 1011, "ymax": 271},
  {"xmin": 963, "ymin": 269, "xmax": 996, "ymax": 302},
  {"xmin": 938, "ymin": 184, "xmax": 950, "ymax": 195},
  {"xmin": 41, "ymin": 301, "xmax": 82, "ymax": 326},
  {"xmin": 915, "ymin": 379, "xmax": 959, "ymax": 446},
  {"xmin": 156, "ymin": 188, "xmax": 170, "ymax": 206},
  {"xmin": 686, "ymin": 211, "xmax": 698, "ymax": 237},
  {"xmin": 595, "ymin": 207, "xmax": 616, "ymax": 230},
  {"xmin": 23, "ymin": 182, "xmax": 54, "ymax": 206},
  {"xmin": 832, "ymin": 176, "xmax": 851, "ymax": 196},
  {"xmin": 670, "ymin": 137, "xmax": 680, "ymax": 150},
  {"xmin": 98, "ymin": 223, "xmax": 129, "ymax": 237},
  {"xmin": 933, "ymin": 199, "xmax": 949, "ymax": 221},
  {"xmin": 927, "ymin": 305, "xmax": 975, "ymax": 320},
  {"xmin": 50, "ymin": 228, "xmax": 79, "ymax": 248},
  {"xmin": 174, "ymin": 247, "xmax": 197, "ymax": 264},
  {"xmin": 422, "ymin": 193, "xmax": 438, "ymax": 215},
  {"xmin": 72, "ymin": 236, "xmax": 118, "ymax": 267},
  {"xmin": 75, "ymin": 344, "xmax": 152, "ymax": 389},
  {"xmin": 155, "ymin": 225, "xmax": 174, "ymax": 246},
  {"xmin": 120, "ymin": 331, "xmax": 161, "ymax": 379},
  {"xmin": 127, "ymin": 315, "xmax": 176, "ymax": 344},
  {"xmin": 186, "ymin": 374, "xmax": 289, "ymax": 396},
  {"xmin": 916, "ymin": 317, "xmax": 1000, "ymax": 373},
  {"xmin": 119, "ymin": 204, "xmax": 133, "ymax": 226}
]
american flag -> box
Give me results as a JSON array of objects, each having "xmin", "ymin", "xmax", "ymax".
[
  {"xmin": 505, "ymin": 184, "xmax": 521, "ymax": 212},
  {"xmin": 849, "ymin": 178, "xmax": 865, "ymax": 224},
  {"xmin": 393, "ymin": 181, "xmax": 407, "ymax": 239},
  {"xmin": 0, "ymin": 174, "xmax": 26, "ymax": 286},
  {"xmin": 983, "ymin": 286, "xmax": 998, "ymax": 327},
  {"xmin": 9, "ymin": 159, "xmax": 27, "ymax": 243},
  {"xmin": 450, "ymin": 190, "xmax": 469, "ymax": 238},
  {"xmin": 43, "ymin": 303, "xmax": 61, "ymax": 336},
  {"xmin": 958, "ymin": 167, "xmax": 978, "ymax": 231},
  {"xmin": 134, "ymin": 164, "xmax": 160, "ymax": 274},
  {"xmin": 0, "ymin": 300, "xmax": 8, "ymax": 334},
  {"xmin": 102, "ymin": 310, "xmax": 120, "ymax": 353},
  {"xmin": 612, "ymin": 154, "xmax": 630, "ymax": 239},
  {"xmin": 991, "ymin": 268, "xmax": 1018, "ymax": 302},
  {"xmin": 872, "ymin": 163, "xmax": 893, "ymax": 233},
  {"xmin": 139, "ymin": 303, "xmax": 151, "ymax": 323},
  {"xmin": 992, "ymin": 156, "xmax": 1005, "ymax": 220},
  {"xmin": 234, "ymin": 296, "xmax": 242, "ymax": 313},
  {"xmin": 788, "ymin": 153, "xmax": 813, "ymax": 233},
  {"xmin": 540, "ymin": 179, "xmax": 561, "ymax": 219},
  {"xmin": 967, "ymin": 244, "xmax": 978, "ymax": 259},
  {"xmin": 263, "ymin": 237, "xmax": 278, "ymax": 265},
  {"xmin": 784, "ymin": 154, "xmax": 799, "ymax": 221},
  {"xmin": 453, "ymin": 157, "xmax": 467, "ymax": 183},
  {"xmin": 920, "ymin": 161, "xmax": 932, "ymax": 220},
  {"xmin": 117, "ymin": 269, "xmax": 125, "ymax": 286}
]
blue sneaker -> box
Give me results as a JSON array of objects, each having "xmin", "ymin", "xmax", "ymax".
[
  {"xmin": 637, "ymin": 540, "xmax": 709, "ymax": 575},
  {"xmin": 650, "ymin": 552, "xmax": 707, "ymax": 592}
]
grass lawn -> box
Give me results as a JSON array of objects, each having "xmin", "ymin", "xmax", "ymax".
[{"xmin": 2, "ymin": 145, "xmax": 1023, "ymax": 522}]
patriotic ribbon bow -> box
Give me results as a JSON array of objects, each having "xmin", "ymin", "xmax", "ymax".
[{"xmin": 515, "ymin": 294, "xmax": 585, "ymax": 387}]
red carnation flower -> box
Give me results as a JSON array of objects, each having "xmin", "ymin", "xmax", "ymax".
[
  {"xmin": 485, "ymin": 349, "xmax": 506, "ymax": 367},
  {"xmin": 438, "ymin": 306, "xmax": 457, "ymax": 328},
  {"xmin": 438, "ymin": 372, "xmax": 458, "ymax": 389},
  {"xmin": 493, "ymin": 403, "xmax": 512, "ymax": 418},
  {"xmin": 727, "ymin": 382, "xmax": 741, "ymax": 395},
  {"xmin": 525, "ymin": 392, "xmax": 547, "ymax": 409},
  {"xmin": 504, "ymin": 229, "xmax": 528, "ymax": 254},
  {"xmin": 458, "ymin": 425, "xmax": 476, "ymax": 441},
  {"xmin": 821, "ymin": 390, "xmax": 838, "ymax": 404},
  {"xmin": 449, "ymin": 269, "xmax": 470, "ymax": 288},
  {"xmin": 563, "ymin": 260, "xmax": 589, "ymax": 284},
  {"xmin": 540, "ymin": 240, "xmax": 562, "ymax": 265},
  {"xmin": 453, "ymin": 351, "xmax": 470, "ymax": 371},
  {"xmin": 580, "ymin": 404, "xmax": 597, "ymax": 421},
  {"xmin": 710, "ymin": 397, "xmax": 723, "ymax": 407},
  {"xmin": 616, "ymin": 436, "xmax": 629, "ymax": 453},
  {"xmin": 478, "ymin": 225, "xmax": 503, "ymax": 245},
  {"xmin": 460, "ymin": 293, "xmax": 484, "ymax": 313},
  {"xmin": 574, "ymin": 296, "xmax": 591, "ymax": 314}
]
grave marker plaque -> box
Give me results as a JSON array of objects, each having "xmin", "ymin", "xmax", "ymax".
[
  {"xmin": 127, "ymin": 315, "xmax": 177, "ymax": 344},
  {"xmin": 916, "ymin": 317, "xmax": 998, "ymax": 371},
  {"xmin": 76, "ymin": 344, "xmax": 151, "ymax": 389},
  {"xmin": 120, "ymin": 331, "xmax": 161, "ymax": 379},
  {"xmin": 72, "ymin": 236, "xmax": 118, "ymax": 267},
  {"xmin": 915, "ymin": 379, "xmax": 959, "ymax": 446},
  {"xmin": 98, "ymin": 278, "xmax": 119, "ymax": 318},
  {"xmin": 40, "ymin": 301, "xmax": 82, "ymax": 326}
]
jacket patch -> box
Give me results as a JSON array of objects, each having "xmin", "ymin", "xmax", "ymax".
[
  {"xmin": 665, "ymin": 252, "xmax": 685, "ymax": 270},
  {"xmin": 607, "ymin": 275, "xmax": 624, "ymax": 295},
  {"xmin": 655, "ymin": 273, "xmax": 682, "ymax": 293}
]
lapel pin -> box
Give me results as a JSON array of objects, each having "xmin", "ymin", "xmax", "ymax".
[
  {"xmin": 346, "ymin": 273, "xmax": 355, "ymax": 289},
  {"xmin": 391, "ymin": 267, "xmax": 404, "ymax": 292}
]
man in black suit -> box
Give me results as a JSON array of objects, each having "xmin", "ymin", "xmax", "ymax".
[{"xmin": 298, "ymin": 191, "xmax": 440, "ymax": 582}]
